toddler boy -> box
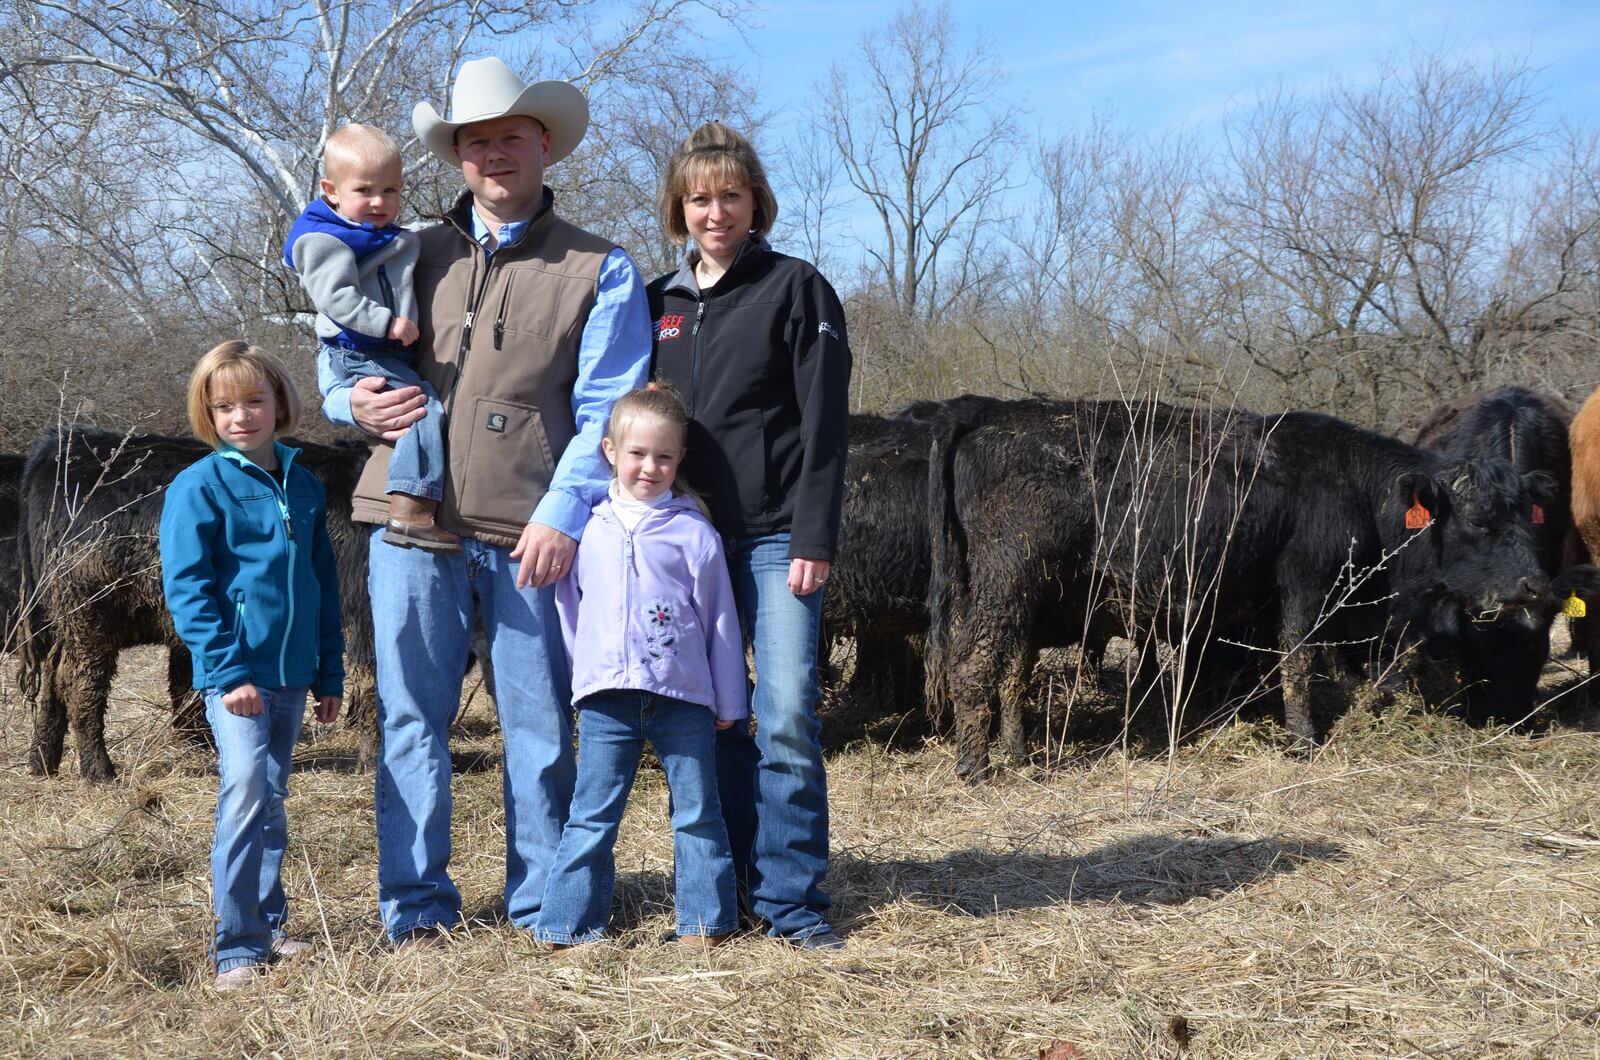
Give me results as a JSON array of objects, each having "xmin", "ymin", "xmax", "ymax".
[{"xmin": 284, "ymin": 123, "xmax": 456, "ymax": 550}]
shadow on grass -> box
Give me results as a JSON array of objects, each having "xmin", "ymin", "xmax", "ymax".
[
  {"xmin": 518, "ymin": 833, "xmax": 1344, "ymax": 937},
  {"xmin": 832, "ymin": 832, "xmax": 1345, "ymax": 917},
  {"xmin": 292, "ymin": 747, "xmax": 500, "ymax": 775}
]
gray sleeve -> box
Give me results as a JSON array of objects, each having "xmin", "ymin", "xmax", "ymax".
[
  {"xmin": 290, "ymin": 232, "xmax": 393, "ymax": 340},
  {"xmin": 391, "ymin": 230, "xmax": 420, "ymax": 324}
]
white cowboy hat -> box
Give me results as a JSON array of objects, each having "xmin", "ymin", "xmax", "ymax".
[{"xmin": 412, "ymin": 57, "xmax": 589, "ymax": 167}]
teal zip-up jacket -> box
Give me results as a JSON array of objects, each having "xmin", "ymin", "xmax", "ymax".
[{"xmin": 159, "ymin": 442, "xmax": 344, "ymax": 696}]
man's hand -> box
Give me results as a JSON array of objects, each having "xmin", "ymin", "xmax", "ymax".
[
  {"xmin": 788, "ymin": 558, "xmax": 831, "ymax": 596},
  {"xmin": 511, "ymin": 522, "xmax": 578, "ymax": 589},
  {"xmin": 350, "ymin": 376, "xmax": 428, "ymax": 441},
  {"xmin": 315, "ymin": 694, "xmax": 342, "ymax": 724},
  {"xmin": 387, "ymin": 316, "xmax": 420, "ymax": 346},
  {"xmin": 223, "ymin": 682, "xmax": 264, "ymax": 717}
]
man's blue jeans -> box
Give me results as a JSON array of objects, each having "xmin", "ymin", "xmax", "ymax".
[
  {"xmin": 368, "ymin": 530, "xmax": 575, "ymax": 939},
  {"xmin": 329, "ymin": 346, "xmax": 447, "ymax": 502},
  {"xmin": 535, "ymin": 691, "xmax": 737, "ymax": 944},
  {"xmin": 716, "ymin": 533, "xmax": 832, "ymax": 938},
  {"xmin": 205, "ymin": 685, "xmax": 308, "ymax": 972}
]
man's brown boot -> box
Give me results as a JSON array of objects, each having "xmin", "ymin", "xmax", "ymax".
[{"xmin": 383, "ymin": 494, "xmax": 462, "ymax": 552}]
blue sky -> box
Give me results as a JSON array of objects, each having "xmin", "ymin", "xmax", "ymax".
[{"xmin": 718, "ymin": 0, "xmax": 1600, "ymax": 141}]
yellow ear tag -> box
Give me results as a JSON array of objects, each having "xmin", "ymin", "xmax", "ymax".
[{"xmin": 1564, "ymin": 593, "xmax": 1587, "ymax": 619}]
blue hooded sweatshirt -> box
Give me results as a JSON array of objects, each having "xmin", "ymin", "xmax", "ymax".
[
  {"xmin": 283, "ymin": 198, "xmax": 419, "ymax": 352},
  {"xmin": 160, "ymin": 442, "xmax": 344, "ymax": 696}
]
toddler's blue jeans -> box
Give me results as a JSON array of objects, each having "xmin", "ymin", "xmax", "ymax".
[{"xmin": 327, "ymin": 345, "xmax": 447, "ymax": 502}]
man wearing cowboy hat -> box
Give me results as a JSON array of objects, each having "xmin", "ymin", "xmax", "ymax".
[{"xmin": 318, "ymin": 56, "xmax": 651, "ymax": 947}]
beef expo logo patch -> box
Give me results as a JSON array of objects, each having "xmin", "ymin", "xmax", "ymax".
[{"xmin": 655, "ymin": 314, "xmax": 685, "ymax": 341}]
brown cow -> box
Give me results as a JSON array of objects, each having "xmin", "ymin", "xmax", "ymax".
[{"xmin": 1565, "ymin": 387, "xmax": 1600, "ymax": 694}]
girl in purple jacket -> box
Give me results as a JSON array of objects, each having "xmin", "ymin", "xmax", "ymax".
[{"xmin": 536, "ymin": 385, "xmax": 748, "ymax": 948}]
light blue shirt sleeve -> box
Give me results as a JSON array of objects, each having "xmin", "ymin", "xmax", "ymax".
[
  {"xmin": 316, "ymin": 347, "xmax": 358, "ymax": 430},
  {"xmin": 531, "ymin": 246, "xmax": 652, "ymax": 539}
]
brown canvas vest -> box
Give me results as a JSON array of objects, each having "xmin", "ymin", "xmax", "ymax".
[{"xmin": 350, "ymin": 200, "xmax": 613, "ymax": 547}]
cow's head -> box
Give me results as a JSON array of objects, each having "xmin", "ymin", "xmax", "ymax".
[{"xmin": 1387, "ymin": 458, "xmax": 1556, "ymax": 638}]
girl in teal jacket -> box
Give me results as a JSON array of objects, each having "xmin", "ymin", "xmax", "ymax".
[{"xmin": 159, "ymin": 340, "xmax": 343, "ymax": 991}]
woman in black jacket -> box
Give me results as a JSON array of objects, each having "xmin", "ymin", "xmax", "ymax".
[{"xmin": 648, "ymin": 123, "xmax": 852, "ymax": 949}]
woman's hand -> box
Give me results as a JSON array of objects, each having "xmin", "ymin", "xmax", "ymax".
[
  {"xmin": 350, "ymin": 376, "xmax": 427, "ymax": 441},
  {"xmin": 788, "ymin": 558, "xmax": 831, "ymax": 596},
  {"xmin": 315, "ymin": 694, "xmax": 342, "ymax": 724},
  {"xmin": 223, "ymin": 682, "xmax": 264, "ymax": 717}
]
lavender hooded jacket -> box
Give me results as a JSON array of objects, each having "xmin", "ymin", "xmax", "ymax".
[{"xmin": 555, "ymin": 494, "xmax": 749, "ymax": 722}]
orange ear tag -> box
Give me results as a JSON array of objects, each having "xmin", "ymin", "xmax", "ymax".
[
  {"xmin": 1531, "ymin": 504, "xmax": 1546, "ymax": 525},
  {"xmin": 1564, "ymin": 593, "xmax": 1587, "ymax": 619},
  {"xmin": 1405, "ymin": 493, "xmax": 1431, "ymax": 530}
]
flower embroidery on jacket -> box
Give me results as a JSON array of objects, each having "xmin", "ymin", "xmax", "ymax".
[{"xmin": 643, "ymin": 598, "xmax": 679, "ymax": 659}]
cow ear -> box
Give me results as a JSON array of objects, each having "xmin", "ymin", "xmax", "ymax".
[
  {"xmin": 1554, "ymin": 563, "xmax": 1600, "ymax": 608},
  {"xmin": 1395, "ymin": 471, "xmax": 1439, "ymax": 529},
  {"xmin": 1523, "ymin": 469, "xmax": 1558, "ymax": 506}
]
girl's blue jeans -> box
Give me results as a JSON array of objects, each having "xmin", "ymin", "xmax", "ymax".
[
  {"xmin": 716, "ymin": 533, "xmax": 833, "ymax": 939},
  {"xmin": 205, "ymin": 685, "xmax": 308, "ymax": 972},
  {"xmin": 535, "ymin": 690, "xmax": 737, "ymax": 944}
]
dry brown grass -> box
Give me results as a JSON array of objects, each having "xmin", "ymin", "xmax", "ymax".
[{"xmin": 2, "ymin": 646, "xmax": 1599, "ymax": 1058}]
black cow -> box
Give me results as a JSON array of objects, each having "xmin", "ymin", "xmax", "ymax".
[
  {"xmin": 1, "ymin": 453, "xmax": 23, "ymax": 649},
  {"xmin": 825, "ymin": 397, "xmax": 1116, "ymax": 756},
  {"xmin": 1413, "ymin": 386, "xmax": 1574, "ymax": 722},
  {"xmin": 926, "ymin": 398, "xmax": 1558, "ymax": 779},
  {"xmin": 16, "ymin": 428, "xmax": 376, "ymax": 782},
  {"xmin": 822, "ymin": 412, "xmax": 935, "ymax": 736}
]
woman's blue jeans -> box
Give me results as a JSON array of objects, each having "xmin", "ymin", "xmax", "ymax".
[
  {"xmin": 205, "ymin": 685, "xmax": 308, "ymax": 972},
  {"xmin": 535, "ymin": 691, "xmax": 737, "ymax": 944},
  {"xmin": 717, "ymin": 533, "xmax": 833, "ymax": 938}
]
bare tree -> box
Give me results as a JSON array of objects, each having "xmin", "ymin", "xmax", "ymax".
[
  {"xmin": 776, "ymin": 120, "xmax": 846, "ymax": 277},
  {"xmin": 1476, "ymin": 127, "xmax": 1600, "ymax": 399},
  {"xmin": 561, "ymin": 57, "xmax": 763, "ymax": 278},
  {"xmin": 3, "ymin": 0, "xmax": 746, "ymax": 315},
  {"xmin": 817, "ymin": 1, "xmax": 1022, "ymax": 324},
  {"xmin": 1211, "ymin": 53, "xmax": 1539, "ymax": 422},
  {"xmin": 974, "ymin": 116, "xmax": 1124, "ymax": 396},
  {"xmin": 0, "ymin": 0, "xmax": 749, "ymax": 441}
]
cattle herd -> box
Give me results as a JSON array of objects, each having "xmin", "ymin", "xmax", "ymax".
[{"xmin": 6, "ymin": 385, "xmax": 1600, "ymax": 784}]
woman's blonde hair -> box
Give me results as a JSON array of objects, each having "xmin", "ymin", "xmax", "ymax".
[
  {"xmin": 186, "ymin": 340, "xmax": 302, "ymax": 447},
  {"xmin": 658, "ymin": 122, "xmax": 779, "ymax": 243}
]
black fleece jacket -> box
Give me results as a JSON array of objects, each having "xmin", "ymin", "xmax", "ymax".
[{"xmin": 648, "ymin": 240, "xmax": 852, "ymax": 560}]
